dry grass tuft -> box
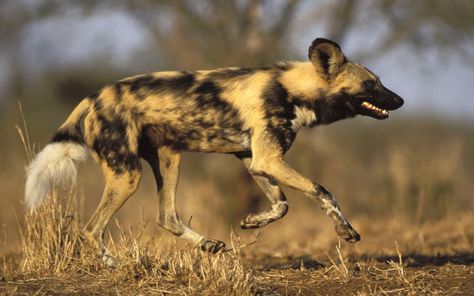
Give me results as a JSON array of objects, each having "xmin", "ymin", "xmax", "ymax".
[
  {"xmin": 20, "ymin": 192, "xmax": 86, "ymax": 274},
  {"xmin": 17, "ymin": 187, "xmax": 260, "ymax": 295},
  {"xmin": 325, "ymin": 240, "xmax": 349, "ymax": 282}
]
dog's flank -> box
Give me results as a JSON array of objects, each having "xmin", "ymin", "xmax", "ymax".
[{"xmin": 25, "ymin": 38, "xmax": 404, "ymax": 262}]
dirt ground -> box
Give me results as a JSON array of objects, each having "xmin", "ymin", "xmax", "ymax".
[
  {"xmin": 2, "ymin": 214, "xmax": 474, "ymax": 295},
  {"xmin": 2, "ymin": 251, "xmax": 474, "ymax": 295}
]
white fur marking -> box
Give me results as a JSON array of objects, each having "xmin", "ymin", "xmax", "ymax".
[
  {"xmin": 25, "ymin": 142, "xmax": 88, "ymax": 209},
  {"xmin": 291, "ymin": 105, "xmax": 317, "ymax": 132},
  {"xmin": 240, "ymin": 134, "xmax": 251, "ymax": 149}
]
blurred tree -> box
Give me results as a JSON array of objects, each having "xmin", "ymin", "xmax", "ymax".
[
  {"xmin": 1, "ymin": 0, "xmax": 474, "ymax": 98},
  {"xmin": 0, "ymin": 0, "xmax": 71, "ymax": 99},
  {"xmin": 117, "ymin": 0, "xmax": 474, "ymax": 64},
  {"xmin": 322, "ymin": 0, "xmax": 474, "ymax": 61},
  {"xmin": 75, "ymin": 0, "xmax": 303, "ymax": 69}
]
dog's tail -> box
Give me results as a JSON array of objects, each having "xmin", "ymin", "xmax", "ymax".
[{"xmin": 25, "ymin": 98, "xmax": 92, "ymax": 210}]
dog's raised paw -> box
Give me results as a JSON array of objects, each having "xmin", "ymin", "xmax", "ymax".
[{"xmin": 240, "ymin": 214, "xmax": 263, "ymax": 229}]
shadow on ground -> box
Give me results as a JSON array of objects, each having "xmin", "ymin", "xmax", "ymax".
[
  {"xmin": 251, "ymin": 252, "xmax": 474, "ymax": 271},
  {"xmin": 370, "ymin": 252, "xmax": 474, "ymax": 267},
  {"xmin": 252, "ymin": 255, "xmax": 325, "ymax": 271}
]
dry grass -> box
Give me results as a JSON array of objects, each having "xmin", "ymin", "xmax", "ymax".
[
  {"xmin": 3, "ymin": 192, "xmax": 473, "ymax": 295},
  {"xmin": 7, "ymin": 191, "xmax": 259, "ymax": 295}
]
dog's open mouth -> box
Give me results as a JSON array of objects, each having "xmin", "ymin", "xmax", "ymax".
[{"xmin": 361, "ymin": 101, "xmax": 389, "ymax": 118}]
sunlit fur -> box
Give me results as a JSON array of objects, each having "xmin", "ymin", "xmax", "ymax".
[{"xmin": 25, "ymin": 38, "xmax": 403, "ymax": 260}]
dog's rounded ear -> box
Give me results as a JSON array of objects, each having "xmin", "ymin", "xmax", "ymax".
[{"xmin": 308, "ymin": 38, "xmax": 346, "ymax": 80}]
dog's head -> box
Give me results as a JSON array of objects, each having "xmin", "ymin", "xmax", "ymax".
[{"xmin": 309, "ymin": 38, "xmax": 404, "ymax": 122}]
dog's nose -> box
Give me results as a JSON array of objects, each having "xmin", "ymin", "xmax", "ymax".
[
  {"xmin": 393, "ymin": 94, "xmax": 404, "ymax": 109},
  {"xmin": 384, "ymin": 87, "xmax": 404, "ymax": 110}
]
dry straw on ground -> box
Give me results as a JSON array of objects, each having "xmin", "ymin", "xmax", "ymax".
[{"xmin": 3, "ymin": 192, "xmax": 473, "ymax": 295}]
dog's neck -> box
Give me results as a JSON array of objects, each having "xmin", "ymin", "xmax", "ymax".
[
  {"xmin": 279, "ymin": 61, "xmax": 357, "ymax": 127},
  {"xmin": 279, "ymin": 62, "xmax": 327, "ymax": 100},
  {"xmin": 279, "ymin": 62, "xmax": 329, "ymax": 129}
]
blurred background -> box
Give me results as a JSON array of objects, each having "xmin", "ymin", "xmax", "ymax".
[{"xmin": 1, "ymin": 0, "xmax": 473, "ymax": 254}]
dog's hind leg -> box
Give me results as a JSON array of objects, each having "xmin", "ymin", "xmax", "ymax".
[
  {"xmin": 236, "ymin": 155, "xmax": 288, "ymax": 229},
  {"xmin": 83, "ymin": 160, "xmax": 142, "ymax": 265},
  {"xmin": 155, "ymin": 146, "xmax": 226, "ymax": 253}
]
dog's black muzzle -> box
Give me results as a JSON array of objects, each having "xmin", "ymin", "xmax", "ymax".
[
  {"xmin": 382, "ymin": 87, "xmax": 404, "ymax": 111},
  {"xmin": 357, "ymin": 87, "xmax": 404, "ymax": 120}
]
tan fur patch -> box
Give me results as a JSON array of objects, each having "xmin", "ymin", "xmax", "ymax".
[
  {"xmin": 280, "ymin": 62, "xmax": 327, "ymax": 99},
  {"xmin": 221, "ymin": 71, "xmax": 270, "ymax": 130}
]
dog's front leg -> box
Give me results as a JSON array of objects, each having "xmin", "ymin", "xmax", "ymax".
[{"xmin": 250, "ymin": 140, "xmax": 360, "ymax": 242}]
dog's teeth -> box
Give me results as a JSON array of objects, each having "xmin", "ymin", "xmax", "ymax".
[
  {"xmin": 362, "ymin": 101, "xmax": 388, "ymax": 115},
  {"xmin": 362, "ymin": 101, "xmax": 388, "ymax": 116}
]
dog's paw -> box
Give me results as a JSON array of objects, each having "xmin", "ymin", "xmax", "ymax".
[
  {"xmin": 335, "ymin": 224, "xmax": 361, "ymax": 243},
  {"xmin": 101, "ymin": 249, "xmax": 117, "ymax": 268},
  {"xmin": 240, "ymin": 213, "xmax": 270, "ymax": 229},
  {"xmin": 200, "ymin": 239, "xmax": 226, "ymax": 254}
]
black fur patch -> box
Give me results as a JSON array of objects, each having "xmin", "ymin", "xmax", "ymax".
[
  {"xmin": 206, "ymin": 64, "xmax": 291, "ymax": 80},
  {"xmin": 194, "ymin": 81, "xmax": 225, "ymax": 109},
  {"xmin": 92, "ymin": 115, "xmax": 140, "ymax": 174},
  {"xmin": 192, "ymin": 81, "xmax": 243, "ymax": 129},
  {"xmin": 206, "ymin": 68, "xmax": 257, "ymax": 80},
  {"xmin": 272, "ymin": 62, "xmax": 292, "ymax": 72},
  {"xmin": 51, "ymin": 104, "xmax": 89, "ymax": 145},
  {"xmin": 313, "ymin": 91, "xmax": 357, "ymax": 125},
  {"xmin": 314, "ymin": 183, "xmax": 331, "ymax": 196},
  {"xmin": 261, "ymin": 79, "xmax": 296, "ymax": 151},
  {"xmin": 157, "ymin": 124, "xmax": 190, "ymax": 151},
  {"xmin": 93, "ymin": 97, "xmax": 104, "ymax": 112},
  {"xmin": 120, "ymin": 73, "xmax": 196, "ymax": 97},
  {"xmin": 51, "ymin": 131, "xmax": 83, "ymax": 144},
  {"xmin": 363, "ymin": 80, "xmax": 377, "ymax": 92},
  {"xmin": 114, "ymin": 83, "xmax": 123, "ymax": 98},
  {"xmin": 193, "ymin": 80, "xmax": 239, "ymax": 122},
  {"xmin": 317, "ymin": 50, "xmax": 330, "ymax": 74},
  {"xmin": 292, "ymin": 96, "xmax": 315, "ymax": 110},
  {"xmin": 191, "ymin": 81, "xmax": 245, "ymax": 149},
  {"xmin": 88, "ymin": 91, "xmax": 100, "ymax": 101},
  {"xmin": 234, "ymin": 151, "xmax": 252, "ymax": 159}
]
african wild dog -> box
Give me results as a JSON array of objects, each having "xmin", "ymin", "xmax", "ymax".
[{"xmin": 25, "ymin": 38, "xmax": 403, "ymax": 262}]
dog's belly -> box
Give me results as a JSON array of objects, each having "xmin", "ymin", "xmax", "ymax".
[
  {"xmin": 142, "ymin": 124, "xmax": 251, "ymax": 153},
  {"xmin": 176, "ymin": 125, "xmax": 251, "ymax": 153}
]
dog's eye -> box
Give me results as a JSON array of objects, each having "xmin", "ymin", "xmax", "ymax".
[{"xmin": 363, "ymin": 80, "xmax": 377, "ymax": 91}]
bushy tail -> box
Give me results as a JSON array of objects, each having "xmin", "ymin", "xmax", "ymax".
[
  {"xmin": 25, "ymin": 142, "xmax": 88, "ymax": 209},
  {"xmin": 25, "ymin": 98, "xmax": 92, "ymax": 209}
]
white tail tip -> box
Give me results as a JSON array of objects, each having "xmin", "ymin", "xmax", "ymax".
[{"xmin": 25, "ymin": 142, "xmax": 87, "ymax": 209}]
